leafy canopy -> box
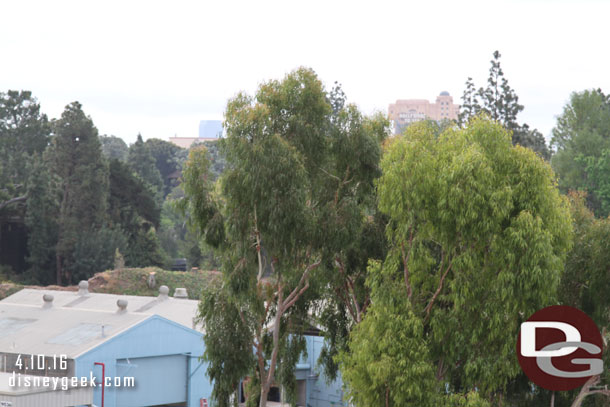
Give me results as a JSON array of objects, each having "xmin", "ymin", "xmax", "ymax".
[
  {"xmin": 551, "ymin": 88, "xmax": 610, "ymax": 217},
  {"xmin": 340, "ymin": 117, "xmax": 572, "ymax": 405}
]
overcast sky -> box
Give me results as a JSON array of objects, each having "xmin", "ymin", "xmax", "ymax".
[{"xmin": 1, "ymin": 0, "xmax": 608, "ymax": 145}]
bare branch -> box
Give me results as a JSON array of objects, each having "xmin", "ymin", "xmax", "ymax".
[
  {"xmin": 570, "ymin": 375, "xmax": 610, "ymax": 407},
  {"xmin": 283, "ymin": 260, "xmax": 320, "ymax": 308},
  {"xmin": 254, "ymin": 207, "xmax": 266, "ymax": 282},
  {"xmin": 0, "ymin": 195, "xmax": 27, "ymax": 211},
  {"xmin": 318, "ymin": 166, "xmax": 341, "ymax": 182}
]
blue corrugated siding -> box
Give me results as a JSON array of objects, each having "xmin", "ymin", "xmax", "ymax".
[
  {"xmin": 304, "ymin": 336, "xmax": 346, "ymax": 407},
  {"xmin": 75, "ymin": 316, "xmax": 212, "ymax": 407}
]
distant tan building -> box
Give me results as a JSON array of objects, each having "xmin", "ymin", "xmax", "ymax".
[
  {"xmin": 388, "ymin": 91, "xmax": 459, "ymax": 135},
  {"xmin": 168, "ymin": 136, "xmax": 201, "ymax": 149},
  {"xmin": 168, "ymin": 120, "xmax": 223, "ymax": 148}
]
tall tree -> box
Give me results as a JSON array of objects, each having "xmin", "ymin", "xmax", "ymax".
[
  {"xmin": 108, "ymin": 159, "xmax": 164, "ymax": 267},
  {"xmin": 183, "ymin": 68, "xmax": 388, "ymax": 407},
  {"xmin": 24, "ymin": 154, "xmax": 59, "ymax": 284},
  {"xmin": 145, "ymin": 138, "xmax": 184, "ymax": 196},
  {"xmin": 555, "ymin": 192, "xmax": 610, "ymax": 407},
  {"xmin": 457, "ymin": 77, "xmax": 480, "ymax": 127},
  {"xmin": 128, "ymin": 134, "xmax": 164, "ymax": 201},
  {"xmin": 340, "ymin": 118, "xmax": 572, "ymax": 406},
  {"xmin": 551, "ymin": 88, "xmax": 610, "ymax": 217},
  {"xmin": 100, "ymin": 134, "xmax": 129, "ymax": 162},
  {"xmin": 0, "ymin": 90, "xmax": 50, "ymax": 215},
  {"xmin": 459, "ymin": 51, "xmax": 550, "ymax": 159},
  {"xmin": 50, "ymin": 102, "xmax": 109, "ymax": 285}
]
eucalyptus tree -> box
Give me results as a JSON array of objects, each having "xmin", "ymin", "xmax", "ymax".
[
  {"xmin": 182, "ymin": 67, "xmax": 388, "ymax": 407},
  {"xmin": 340, "ymin": 118, "xmax": 572, "ymax": 406}
]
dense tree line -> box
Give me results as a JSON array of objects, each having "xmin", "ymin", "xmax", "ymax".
[
  {"xmin": 4, "ymin": 56, "xmax": 610, "ymax": 406},
  {"xmin": 0, "ymin": 91, "xmax": 219, "ymax": 285},
  {"xmin": 182, "ymin": 66, "xmax": 610, "ymax": 407}
]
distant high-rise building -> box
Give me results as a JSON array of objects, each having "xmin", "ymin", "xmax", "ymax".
[
  {"xmin": 388, "ymin": 91, "xmax": 459, "ymax": 135},
  {"xmin": 169, "ymin": 120, "xmax": 224, "ymax": 149},
  {"xmin": 198, "ymin": 120, "xmax": 223, "ymax": 139}
]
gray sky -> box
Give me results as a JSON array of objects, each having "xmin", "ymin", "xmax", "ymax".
[{"xmin": 1, "ymin": 0, "xmax": 608, "ymax": 144}]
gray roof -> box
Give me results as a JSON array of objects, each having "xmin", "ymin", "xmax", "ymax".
[
  {"xmin": 0, "ymin": 302, "xmax": 150, "ymax": 358},
  {"xmin": 1, "ymin": 288, "xmax": 200, "ymax": 330},
  {"xmin": 0, "ymin": 287, "xmax": 202, "ymax": 357}
]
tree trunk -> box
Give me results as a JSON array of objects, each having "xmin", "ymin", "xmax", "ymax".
[
  {"xmin": 0, "ymin": 196, "xmax": 27, "ymax": 212},
  {"xmin": 259, "ymin": 385, "xmax": 268, "ymax": 407},
  {"xmin": 569, "ymin": 375, "xmax": 610, "ymax": 407},
  {"xmin": 55, "ymin": 253, "xmax": 62, "ymax": 286},
  {"xmin": 385, "ymin": 385, "xmax": 390, "ymax": 407}
]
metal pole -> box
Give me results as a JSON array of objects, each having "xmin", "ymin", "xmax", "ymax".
[{"xmin": 94, "ymin": 362, "xmax": 105, "ymax": 407}]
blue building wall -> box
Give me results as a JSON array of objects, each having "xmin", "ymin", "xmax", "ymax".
[
  {"xmin": 302, "ymin": 336, "xmax": 346, "ymax": 407},
  {"xmin": 70, "ymin": 315, "xmax": 344, "ymax": 407},
  {"xmin": 75, "ymin": 316, "xmax": 211, "ymax": 407},
  {"xmin": 241, "ymin": 335, "xmax": 346, "ymax": 407}
]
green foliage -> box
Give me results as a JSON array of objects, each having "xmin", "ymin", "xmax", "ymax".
[
  {"xmin": 195, "ymin": 139, "xmax": 226, "ymax": 180},
  {"xmin": 0, "ymin": 90, "xmax": 50, "ymax": 217},
  {"xmin": 107, "ymin": 159, "xmax": 165, "ymax": 267},
  {"xmin": 100, "ymin": 135, "xmax": 129, "ymax": 162},
  {"xmin": 338, "ymin": 272, "xmax": 437, "ymax": 407},
  {"xmin": 145, "ymin": 138, "xmax": 185, "ymax": 196},
  {"xmin": 459, "ymin": 51, "xmax": 550, "ymax": 159},
  {"xmin": 127, "ymin": 225, "xmax": 166, "ymax": 268},
  {"xmin": 551, "ymin": 89, "xmax": 610, "ymax": 216},
  {"xmin": 91, "ymin": 267, "xmax": 218, "ymax": 299},
  {"xmin": 344, "ymin": 117, "xmax": 572, "ymax": 403},
  {"xmin": 108, "ymin": 159, "xmax": 160, "ymax": 228},
  {"xmin": 440, "ymin": 392, "xmax": 491, "ymax": 407},
  {"xmin": 560, "ymin": 191, "xmax": 610, "ymax": 325},
  {"xmin": 179, "ymin": 146, "xmax": 224, "ymax": 248},
  {"xmin": 0, "ymin": 91, "xmax": 50, "ymax": 156},
  {"xmin": 550, "ymin": 192, "xmax": 610, "ymax": 406},
  {"xmin": 24, "ymin": 155, "xmax": 58, "ymax": 284},
  {"xmin": 50, "ymin": 101, "xmax": 109, "ymax": 284},
  {"xmin": 197, "ymin": 280, "xmax": 255, "ymax": 407},
  {"xmin": 128, "ymin": 134, "xmax": 164, "ymax": 201},
  {"xmin": 183, "ymin": 68, "xmax": 389, "ymax": 407},
  {"xmin": 66, "ymin": 226, "xmax": 128, "ymax": 282}
]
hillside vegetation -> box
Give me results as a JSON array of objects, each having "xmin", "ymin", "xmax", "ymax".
[{"xmin": 0, "ymin": 267, "xmax": 220, "ymax": 301}]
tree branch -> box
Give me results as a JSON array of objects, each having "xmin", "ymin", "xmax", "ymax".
[
  {"xmin": 424, "ymin": 253, "xmax": 453, "ymax": 318},
  {"xmin": 401, "ymin": 228, "xmax": 415, "ymax": 299},
  {"xmin": 335, "ymin": 257, "xmax": 364, "ymax": 322},
  {"xmin": 283, "ymin": 260, "xmax": 320, "ymax": 309},
  {"xmin": 254, "ymin": 207, "xmax": 265, "ymax": 282},
  {"xmin": 0, "ymin": 195, "xmax": 27, "ymax": 212},
  {"xmin": 570, "ymin": 375, "xmax": 610, "ymax": 407}
]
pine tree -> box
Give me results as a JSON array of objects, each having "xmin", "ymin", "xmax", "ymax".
[
  {"xmin": 458, "ymin": 77, "xmax": 479, "ymax": 126},
  {"xmin": 0, "ymin": 90, "xmax": 51, "ymax": 216},
  {"xmin": 459, "ymin": 51, "xmax": 550, "ymax": 159},
  {"xmin": 476, "ymin": 50, "xmax": 523, "ymax": 129},
  {"xmin": 24, "ymin": 155, "xmax": 59, "ymax": 284},
  {"xmin": 128, "ymin": 134, "xmax": 164, "ymax": 201},
  {"xmin": 51, "ymin": 102, "xmax": 109, "ymax": 285}
]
